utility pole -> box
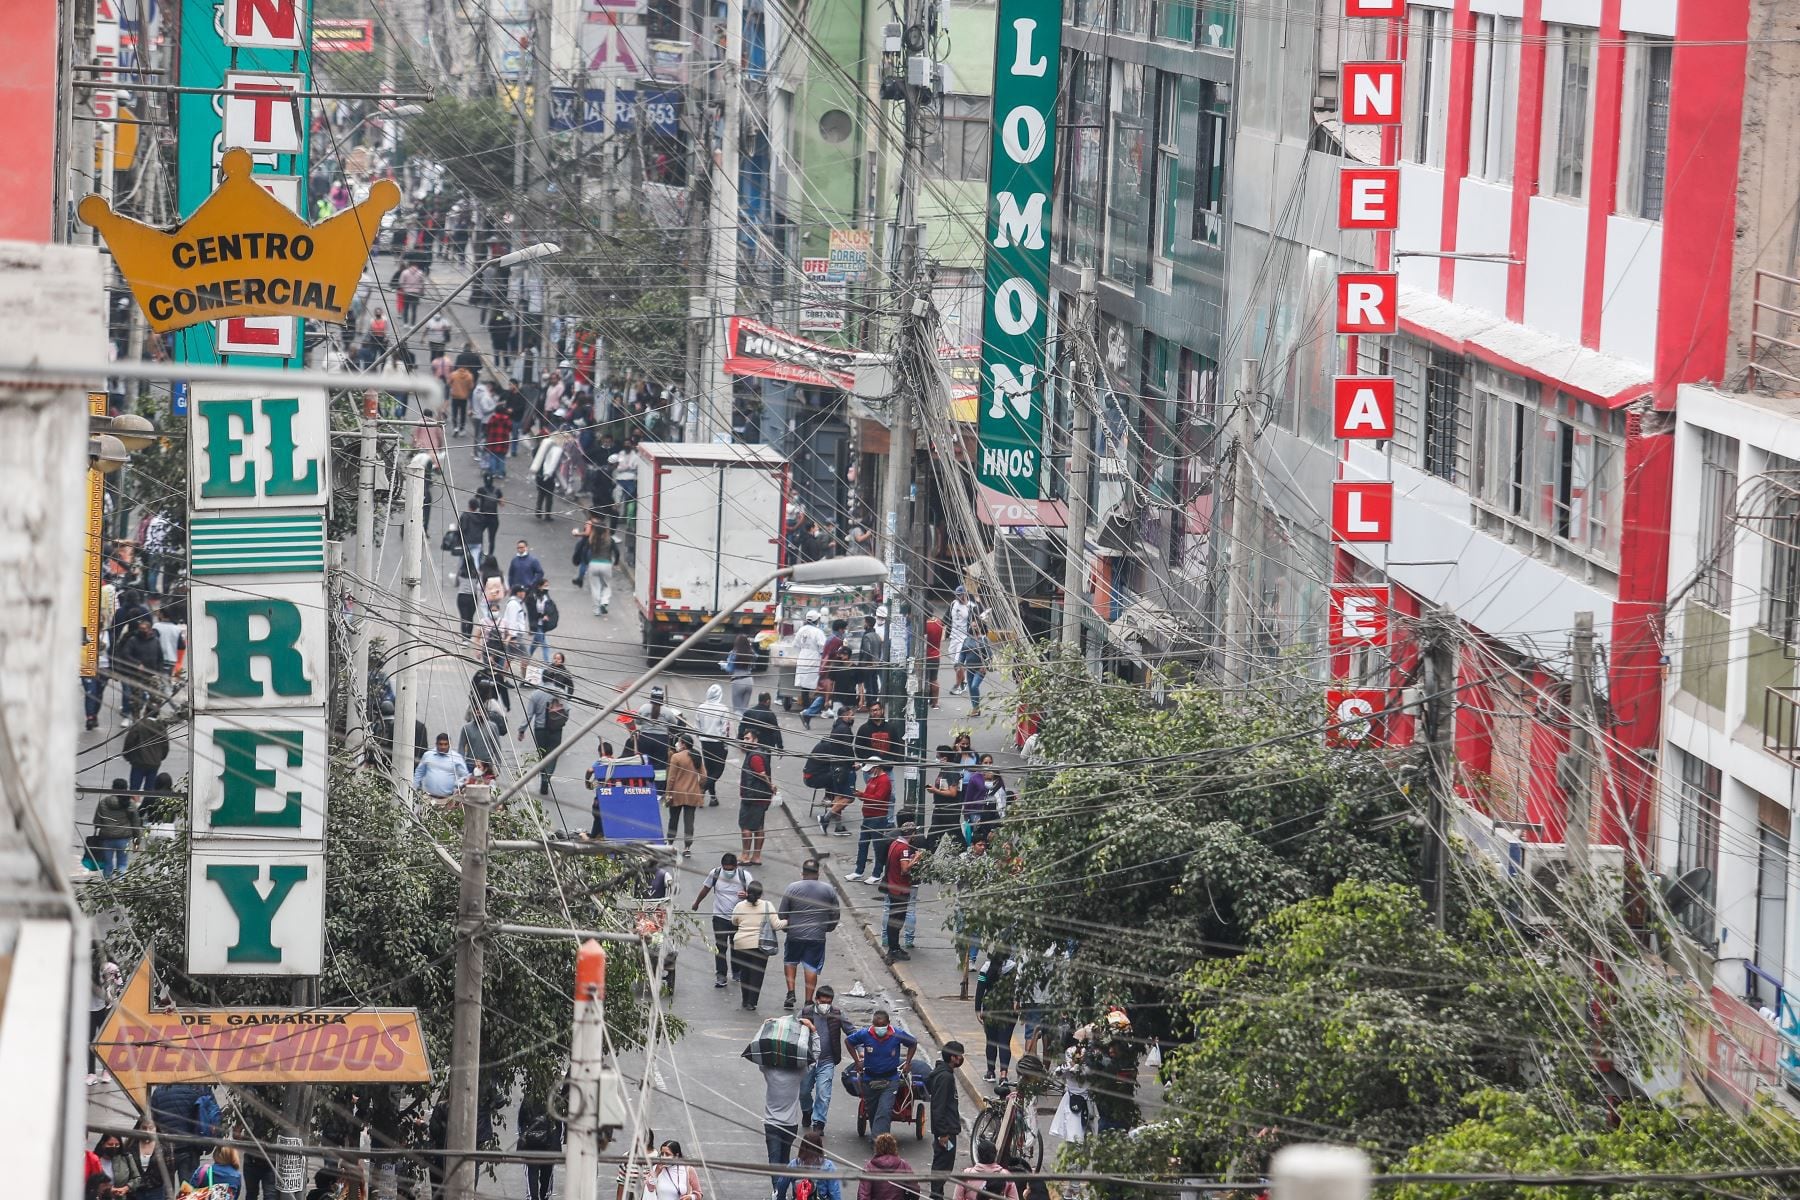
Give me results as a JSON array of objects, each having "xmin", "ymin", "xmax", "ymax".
[
  {"xmin": 565, "ymin": 940, "xmax": 608, "ymax": 1200},
  {"xmin": 681, "ymin": 0, "xmax": 714, "ymax": 439},
  {"xmin": 702, "ymin": 0, "xmax": 744, "ymax": 441},
  {"xmin": 390, "ymin": 452, "xmax": 428, "ymax": 795},
  {"xmin": 1059, "ymin": 267, "xmax": 1097, "ymax": 656},
  {"xmin": 1419, "ymin": 607, "xmax": 1457, "ymax": 932},
  {"xmin": 594, "ymin": 70, "xmax": 617, "ymax": 395},
  {"xmin": 1566, "ymin": 610, "xmax": 1596, "ymax": 879},
  {"xmin": 348, "ymin": 392, "xmax": 379, "ymax": 759},
  {"xmin": 443, "ymin": 785, "xmax": 492, "ymax": 1200},
  {"xmin": 1223, "ymin": 359, "xmax": 1260, "ymax": 683}
]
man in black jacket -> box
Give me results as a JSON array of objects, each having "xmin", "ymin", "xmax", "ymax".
[
  {"xmin": 926, "ymin": 1041, "xmax": 966, "ymax": 1198},
  {"xmin": 113, "ymin": 617, "xmax": 166, "ymax": 719},
  {"xmin": 737, "ymin": 691, "xmax": 784, "ymax": 753}
]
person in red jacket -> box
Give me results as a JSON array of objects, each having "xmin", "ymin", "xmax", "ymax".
[
  {"xmin": 856, "ymin": 1133, "xmax": 917, "ymax": 1200},
  {"xmin": 482, "ymin": 407, "xmax": 513, "ymax": 477},
  {"xmin": 845, "ymin": 761, "xmax": 892, "ymax": 886},
  {"xmin": 881, "ymin": 821, "xmax": 923, "ymax": 963}
]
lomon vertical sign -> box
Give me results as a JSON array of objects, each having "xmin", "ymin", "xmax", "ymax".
[
  {"xmin": 1329, "ymin": 1, "xmax": 1402, "ymax": 739},
  {"xmin": 976, "ymin": 0, "xmax": 1062, "ymax": 501},
  {"xmin": 176, "ymin": 0, "xmax": 314, "ymax": 367},
  {"xmin": 186, "ymin": 385, "xmax": 332, "ymax": 975}
]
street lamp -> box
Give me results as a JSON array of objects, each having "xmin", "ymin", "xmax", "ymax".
[
  {"xmin": 368, "ymin": 241, "xmax": 563, "ymax": 372},
  {"xmin": 490, "ymin": 554, "xmax": 889, "ymax": 808}
]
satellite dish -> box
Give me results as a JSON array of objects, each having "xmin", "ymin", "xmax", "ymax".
[{"xmin": 1663, "ymin": 867, "xmax": 1713, "ymax": 918}]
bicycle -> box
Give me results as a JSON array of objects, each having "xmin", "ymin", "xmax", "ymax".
[{"xmin": 967, "ymin": 1077, "xmax": 1043, "ymax": 1171}]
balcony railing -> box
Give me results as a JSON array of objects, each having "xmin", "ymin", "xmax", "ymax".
[
  {"xmin": 1750, "ymin": 269, "xmax": 1800, "ymax": 393},
  {"xmin": 1762, "ymin": 685, "xmax": 1800, "ymax": 759}
]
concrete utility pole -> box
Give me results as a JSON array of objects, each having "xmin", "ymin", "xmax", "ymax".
[
  {"xmin": 701, "ymin": 0, "xmax": 745, "ymax": 441},
  {"xmin": 1566, "ymin": 610, "xmax": 1596, "ymax": 879},
  {"xmin": 348, "ymin": 393, "xmax": 379, "ymax": 759},
  {"xmin": 390, "ymin": 452, "xmax": 429, "ymax": 795},
  {"xmin": 564, "ymin": 940, "xmax": 608, "ymax": 1200},
  {"xmin": 1223, "ymin": 359, "xmax": 1260, "ymax": 682},
  {"xmin": 1059, "ymin": 267, "xmax": 1097, "ymax": 655},
  {"xmin": 443, "ymin": 785, "xmax": 493, "ymax": 1200},
  {"xmin": 1270, "ymin": 1144, "xmax": 1371, "ymax": 1200},
  {"xmin": 1419, "ymin": 607, "xmax": 1457, "ymax": 931},
  {"xmin": 682, "ymin": 0, "xmax": 714, "ymax": 439}
]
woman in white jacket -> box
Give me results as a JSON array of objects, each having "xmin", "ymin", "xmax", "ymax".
[
  {"xmin": 694, "ymin": 684, "xmax": 732, "ymax": 806},
  {"xmin": 791, "ymin": 610, "xmax": 828, "ymax": 710}
]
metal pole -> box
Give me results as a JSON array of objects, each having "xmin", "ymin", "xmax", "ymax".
[
  {"xmin": 595, "ymin": 73, "xmax": 617, "ymax": 395},
  {"xmin": 443, "ymin": 785, "xmax": 493, "ymax": 1200},
  {"xmin": 1224, "ymin": 359, "xmax": 1260, "ymax": 683},
  {"xmin": 705, "ymin": 0, "xmax": 744, "ymax": 440},
  {"xmin": 1419, "ymin": 607, "xmax": 1456, "ymax": 931},
  {"xmin": 1059, "ymin": 267, "xmax": 1097, "ymax": 655},
  {"xmin": 1567, "ymin": 610, "xmax": 1596, "ymax": 880},
  {"xmin": 1270, "ymin": 1145, "xmax": 1370, "ymax": 1200},
  {"xmin": 348, "ymin": 393, "xmax": 379, "ymax": 758},
  {"xmin": 390, "ymin": 453, "xmax": 428, "ymax": 795},
  {"xmin": 564, "ymin": 941, "xmax": 607, "ymax": 1200},
  {"xmin": 682, "ymin": 0, "xmax": 713, "ymax": 440}
]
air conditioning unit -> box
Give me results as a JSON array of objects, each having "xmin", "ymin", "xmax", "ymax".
[{"xmin": 1516, "ymin": 842, "xmax": 1626, "ymax": 928}]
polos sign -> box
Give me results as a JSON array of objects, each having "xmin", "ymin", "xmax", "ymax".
[{"xmin": 976, "ymin": 1, "xmax": 1062, "ymax": 501}]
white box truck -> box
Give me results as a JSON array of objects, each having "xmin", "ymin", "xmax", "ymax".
[{"xmin": 632, "ymin": 442, "xmax": 790, "ymax": 663}]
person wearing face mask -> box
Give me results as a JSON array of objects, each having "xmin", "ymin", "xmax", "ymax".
[
  {"xmin": 845, "ymin": 1010, "xmax": 919, "ymax": 1139},
  {"xmin": 644, "ymin": 1141, "xmax": 701, "ymax": 1200}
]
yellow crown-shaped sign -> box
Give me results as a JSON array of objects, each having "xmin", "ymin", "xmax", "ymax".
[{"xmin": 79, "ymin": 148, "xmax": 401, "ymax": 334}]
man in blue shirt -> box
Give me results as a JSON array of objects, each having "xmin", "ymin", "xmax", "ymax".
[
  {"xmin": 845, "ymin": 1009, "xmax": 918, "ymax": 1138},
  {"xmin": 413, "ymin": 733, "xmax": 471, "ymax": 800},
  {"xmin": 508, "ymin": 539, "xmax": 546, "ymax": 593}
]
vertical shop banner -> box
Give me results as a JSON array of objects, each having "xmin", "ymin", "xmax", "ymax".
[
  {"xmin": 82, "ymin": 392, "xmax": 107, "ymax": 676},
  {"xmin": 176, "ymin": 0, "xmax": 313, "ymax": 367},
  {"xmin": 976, "ymin": 0, "xmax": 1062, "ymax": 501},
  {"xmin": 185, "ymin": 383, "xmax": 330, "ymax": 975}
]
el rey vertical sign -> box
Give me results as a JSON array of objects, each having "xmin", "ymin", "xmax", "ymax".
[
  {"xmin": 976, "ymin": 0, "xmax": 1062, "ymax": 501},
  {"xmin": 185, "ymin": 385, "xmax": 332, "ymax": 975}
]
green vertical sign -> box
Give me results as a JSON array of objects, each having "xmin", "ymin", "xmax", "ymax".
[
  {"xmin": 977, "ymin": 2, "xmax": 1063, "ymax": 501},
  {"xmin": 175, "ymin": 0, "xmax": 312, "ymax": 368}
]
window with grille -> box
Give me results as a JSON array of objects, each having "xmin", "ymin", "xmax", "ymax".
[
  {"xmin": 1541, "ymin": 25, "xmax": 1595, "ymax": 200},
  {"xmin": 1468, "ymin": 15, "xmax": 1521, "ymax": 183},
  {"xmin": 1422, "ymin": 350, "xmax": 1470, "ymax": 484},
  {"xmin": 1694, "ymin": 431, "xmax": 1738, "ymax": 612},
  {"xmin": 1759, "ymin": 456, "xmax": 1800, "ymax": 644},
  {"xmin": 1673, "ymin": 748, "xmax": 1721, "ymax": 941},
  {"xmin": 1620, "ymin": 36, "xmax": 1672, "ymax": 220}
]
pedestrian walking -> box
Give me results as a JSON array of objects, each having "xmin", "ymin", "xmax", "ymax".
[
  {"xmin": 633, "ymin": 686, "xmax": 684, "ymax": 772},
  {"xmin": 190, "ymin": 1146, "xmax": 244, "ymax": 1199},
  {"xmin": 521, "ymin": 685, "xmax": 571, "ymax": 794},
  {"xmin": 776, "ymin": 1128, "xmax": 842, "ymax": 1200},
  {"xmin": 778, "ymin": 858, "xmax": 840, "ymax": 1009},
  {"xmin": 800, "ymin": 619, "xmax": 851, "ymax": 723},
  {"xmin": 973, "ymin": 953, "xmax": 1019, "ymax": 1084},
  {"xmin": 856, "ymin": 1133, "xmax": 918, "ymax": 1200},
  {"xmin": 449, "ymin": 357, "xmax": 475, "ymax": 434},
  {"xmin": 739, "ymin": 691, "xmax": 785, "ymax": 754},
  {"xmin": 945, "ymin": 587, "xmax": 973, "ymax": 696},
  {"xmin": 483, "ymin": 405, "xmax": 513, "ymax": 477},
  {"xmin": 693, "ymin": 852, "xmax": 755, "ymax": 988},
  {"xmin": 91, "ymin": 781, "xmax": 141, "ymax": 879},
  {"xmin": 755, "ymin": 1013, "xmax": 819, "ymax": 1177},
  {"xmin": 845, "ymin": 761, "xmax": 894, "ymax": 885},
  {"xmin": 397, "ymin": 262, "xmax": 426, "ymax": 323},
  {"xmin": 88, "ymin": 957, "xmax": 122, "ymax": 1082},
  {"xmin": 516, "ymin": 1091, "xmax": 563, "ymax": 1200},
  {"xmin": 644, "ymin": 1142, "xmax": 701, "ymax": 1200},
  {"xmin": 413, "ymin": 733, "xmax": 471, "ymax": 801},
  {"xmin": 474, "ymin": 478, "xmax": 503, "ymax": 556},
  {"xmin": 585, "ymin": 513, "xmax": 614, "ymax": 615},
  {"xmin": 725, "ymin": 633, "xmax": 757, "ymax": 714},
  {"xmin": 812, "ymin": 710, "xmax": 859, "ymax": 836},
  {"xmin": 529, "ymin": 580, "xmax": 559, "ymax": 662},
  {"xmin": 729, "ymin": 880, "xmax": 785, "ymax": 1010},
  {"xmin": 792, "ymin": 611, "xmax": 828, "ymax": 717},
  {"xmin": 926, "ymin": 1044, "xmax": 967, "ymax": 1200},
  {"xmin": 799, "ymin": 985, "xmax": 847, "ymax": 1130},
  {"xmin": 663, "ymin": 735, "xmax": 704, "ymax": 856},
  {"xmin": 959, "ymin": 613, "xmax": 992, "ymax": 717},
  {"xmin": 846, "ymin": 1012, "xmax": 919, "ymax": 1139},
  {"xmin": 458, "ymin": 705, "xmax": 504, "ymax": 781},
  {"xmin": 881, "ymin": 822, "xmax": 923, "ymax": 962},
  {"xmin": 121, "ymin": 713, "xmax": 170, "ymax": 795},
  {"xmin": 425, "ymin": 313, "xmax": 452, "ymax": 362},
  {"xmin": 508, "ymin": 539, "xmax": 546, "ymax": 592},
  {"xmin": 738, "ymin": 727, "xmax": 776, "ymax": 864},
  {"xmin": 854, "ymin": 613, "xmax": 887, "ymax": 709},
  {"xmin": 694, "ymin": 684, "xmax": 731, "ymax": 806},
  {"xmin": 114, "ymin": 616, "xmax": 166, "ymax": 719}
]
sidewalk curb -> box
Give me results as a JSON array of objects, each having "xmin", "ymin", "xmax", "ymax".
[{"xmin": 779, "ymin": 801, "xmax": 990, "ymax": 1112}]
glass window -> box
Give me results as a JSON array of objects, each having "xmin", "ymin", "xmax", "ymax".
[
  {"xmin": 924, "ymin": 95, "xmax": 990, "ymax": 182},
  {"xmin": 1760, "ymin": 454, "xmax": 1800, "ymax": 643},
  {"xmin": 1198, "ymin": 2, "xmax": 1235, "ymax": 49},
  {"xmin": 1151, "ymin": 76, "xmax": 1182, "ymax": 289},
  {"xmin": 1113, "ymin": 0, "xmax": 1145, "ymax": 36},
  {"xmin": 1154, "ymin": 0, "xmax": 1194, "ymax": 43},
  {"xmin": 1541, "ymin": 25, "xmax": 1596, "ymax": 200},
  {"xmin": 1061, "ymin": 52, "xmax": 1106, "ymax": 270},
  {"xmin": 1673, "ymin": 748, "xmax": 1721, "ymax": 942},
  {"xmin": 1421, "ymin": 350, "xmax": 1470, "ymax": 484},
  {"xmin": 1403, "ymin": 6, "xmax": 1452, "ymax": 168},
  {"xmin": 1619, "ymin": 36, "xmax": 1672, "ymax": 220},
  {"xmin": 1468, "ymin": 14, "xmax": 1521, "ymax": 183},
  {"xmin": 1104, "ymin": 63, "xmax": 1149, "ymax": 288},
  {"xmin": 1694, "ymin": 431, "xmax": 1739, "ymax": 611},
  {"xmin": 1755, "ymin": 798, "xmax": 1790, "ymax": 1009},
  {"xmin": 1192, "ymin": 83, "xmax": 1227, "ymax": 245}
]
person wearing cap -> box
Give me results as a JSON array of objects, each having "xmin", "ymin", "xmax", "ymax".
[
  {"xmin": 779, "ymin": 859, "xmax": 840, "ymax": 1009},
  {"xmin": 692, "ymin": 851, "xmax": 755, "ymax": 987},
  {"xmin": 633, "ymin": 686, "xmax": 684, "ymax": 771},
  {"xmin": 881, "ymin": 821, "xmax": 924, "ymax": 962},
  {"xmin": 792, "ymin": 610, "xmax": 828, "ymax": 719},
  {"xmin": 799, "ymin": 984, "xmax": 848, "ymax": 1130},
  {"xmin": 925, "ymin": 1042, "xmax": 967, "ymax": 1198},
  {"xmin": 946, "ymin": 585, "xmax": 974, "ymax": 695},
  {"xmin": 845, "ymin": 758, "xmax": 894, "ymax": 885}
]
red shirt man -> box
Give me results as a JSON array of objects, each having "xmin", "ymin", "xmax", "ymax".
[{"xmin": 859, "ymin": 761, "xmax": 892, "ymax": 821}]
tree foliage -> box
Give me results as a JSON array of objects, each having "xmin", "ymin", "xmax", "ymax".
[
  {"xmin": 402, "ymin": 98, "xmax": 521, "ymax": 206},
  {"xmin": 936, "ymin": 662, "xmax": 1420, "ymax": 1025},
  {"xmin": 90, "ymin": 762, "xmax": 673, "ymax": 1137},
  {"xmin": 1087, "ymin": 881, "xmax": 1589, "ymax": 1178},
  {"xmin": 1390, "ymin": 1089, "xmax": 1800, "ymax": 1200}
]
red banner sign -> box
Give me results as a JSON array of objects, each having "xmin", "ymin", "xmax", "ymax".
[
  {"xmin": 1333, "ymin": 376, "xmax": 1396, "ymax": 439},
  {"xmin": 1326, "ymin": 689, "xmax": 1385, "ymax": 746},
  {"xmin": 1329, "ymin": 585, "xmax": 1390, "ymax": 647},
  {"xmin": 1336, "ymin": 274, "xmax": 1399, "ymax": 334},
  {"xmin": 1331, "ymin": 481, "xmax": 1394, "ymax": 543},
  {"xmin": 1342, "ymin": 62, "xmax": 1404, "ymax": 125},
  {"xmin": 724, "ymin": 317, "xmax": 858, "ymax": 390},
  {"xmin": 1338, "ymin": 167, "xmax": 1399, "ymax": 229}
]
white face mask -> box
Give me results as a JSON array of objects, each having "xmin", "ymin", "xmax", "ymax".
[{"xmin": 871, "ymin": 1024, "xmax": 891, "ymax": 1037}]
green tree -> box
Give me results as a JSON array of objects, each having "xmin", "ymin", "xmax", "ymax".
[
  {"xmin": 402, "ymin": 98, "xmax": 520, "ymax": 205},
  {"xmin": 90, "ymin": 763, "xmax": 674, "ymax": 1139},
  {"xmin": 935, "ymin": 663, "xmax": 1419, "ymax": 1024},
  {"xmin": 1391, "ymin": 1089, "xmax": 1800, "ymax": 1200},
  {"xmin": 1090, "ymin": 881, "xmax": 1588, "ymax": 1178}
]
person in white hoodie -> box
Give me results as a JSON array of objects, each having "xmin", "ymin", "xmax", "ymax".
[
  {"xmin": 791, "ymin": 610, "xmax": 828, "ymax": 712},
  {"xmin": 695, "ymin": 683, "xmax": 732, "ymax": 806}
]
